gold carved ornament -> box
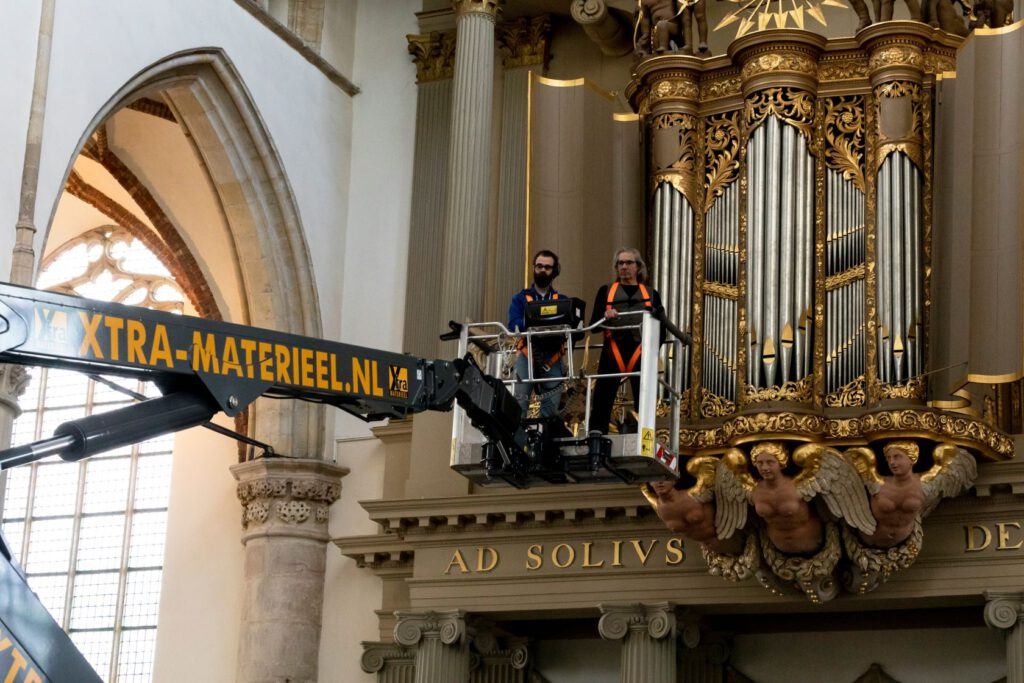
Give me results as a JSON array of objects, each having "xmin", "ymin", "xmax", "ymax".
[
  {"xmin": 744, "ymin": 376, "xmax": 814, "ymax": 403},
  {"xmin": 715, "ymin": 0, "xmax": 844, "ymax": 39},
  {"xmin": 825, "ymin": 263, "xmax": 866, "ymax": 291},
  {"xmin": 868, "ymin": 45, "xmax": 925, "ymax": 73},
  {"xmin": 700, "ymin": 73, "xmax": 742, "ymax": 101},
  {"xmin": 703, "ymin": 110, "xmax": 742, "ymax": 214},
  {"xmin": 740, "ymin": 51, "xmax": 818, "ymax": 81},
  {"xmin": 818, "ymin": 55, "xmax": 869, "ymax": 82},
  {"xmin": 406, "ymin": 32, "xmax": 457, "ymax": 84},
  {"xmin": 812, "ymin": 98, "xmax": 827, "ymax": 408},
  {"xmin": 823, "ymin": 96, "xmax": 866, "ymax": 193},
  {"xmin": 877, "ymin": 375, "xmax": 926, "ymax": 400},
  {"xmin": 701, "ymin": 388, "xmax": 738, "ymax": 418},
  {"xmin": 863, "ymin": 91, "xmax": 880, "ymax": 404},
  {"xmin": 920, "ymin": 86, "xmax": 934, "ymax": 369},
  {"xmin": 497, "ymin": 15, "xmax": 551, "ymax": 69},
  {"xmin": 744, "ymin": 88, "xmax": 815, "ymax": 142},
  {"xmin": 650, "ymin": 76, "xmax": 700, "ymax": 103},
  {"xmin": 825, "ymin": 374, "xmax": 867, "ymax": 408},
  {"xmin": 874, "ymin": 80, "xmax": 924, "ymax": 170},
  {"xmin": 650, "ymin": 112, "xmax": 701, "ymax": 207}
]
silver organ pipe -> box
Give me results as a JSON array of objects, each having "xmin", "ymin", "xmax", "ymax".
[
  {"xmin": 652, "ymin": 182, "xmax": 695, "ymax": 395},
  {"xmin": 744, "ymin": 115, "xmax": 814, "ymax": 391},
  {"xmin": 702, "ymin": 178, "xmax": 739, "ymax": 403}
]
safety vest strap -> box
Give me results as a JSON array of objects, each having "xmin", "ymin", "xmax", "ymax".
[{"xmin": 604, "ymin": 282, "xmax": 651, "ymax": 374}]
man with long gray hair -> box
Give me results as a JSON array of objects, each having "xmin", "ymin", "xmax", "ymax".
[{"xmin": 588, "ymin": 247, "xmax": 664, "ymax": 434}]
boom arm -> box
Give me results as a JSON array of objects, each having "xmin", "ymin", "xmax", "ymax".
[{"xmin": 0, "ymin": 282, "xmax": 528, "ymax": 468}]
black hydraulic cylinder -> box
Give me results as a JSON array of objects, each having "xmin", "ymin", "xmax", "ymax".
[{"xmin": 54, "ymin": 391, "xmax": 219, "ymax": 462}]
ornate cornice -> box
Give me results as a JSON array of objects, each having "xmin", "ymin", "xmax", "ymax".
[
  {"xmin": 407, "ymin": 31, "xmax": 457, "ymax": 83},
  {"xmin": 497, "ymin": 15, "xmax": 551, "ymax": 69},
  {"xmin": 394, "ymin": 610, "xmax": 467, "ymax": 646},
  {"xmin": 231, "ymin": 457, "xmax": 348, "ymax": 543},
  {"xmin": 598, "ymin": 602, "xmax": 676, "ymax": 641}
]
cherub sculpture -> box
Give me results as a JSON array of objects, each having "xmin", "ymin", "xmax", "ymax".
[
  {"xmin": 642, "ymin": 456, "xmax": 745, "ymax": 555},
  {"xmin": 716, "ymin": 441, "xmax": 876, "ymax": 555},
  {"xmin": 847, "ymin": 441, "xmax": 976, "ymax": 546}
]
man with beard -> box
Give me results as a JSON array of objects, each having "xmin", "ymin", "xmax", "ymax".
[{"xmin": 507, "ymin": 249, "xmax": 568, "ymax": 418}]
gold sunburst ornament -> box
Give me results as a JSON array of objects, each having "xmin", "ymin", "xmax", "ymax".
[{"xmin": 715, "ymin": 0, "xmax": 846, "ymax": 38}]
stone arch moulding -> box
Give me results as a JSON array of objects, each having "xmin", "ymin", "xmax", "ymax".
[{"xmin": 42, "ymin": 47, "xmax": 325, "ymax": 459}]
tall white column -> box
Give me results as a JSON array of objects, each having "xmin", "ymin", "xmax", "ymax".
[{"xmin": 440, "ymin": 0, "xmax": 501, "ymax": 324}]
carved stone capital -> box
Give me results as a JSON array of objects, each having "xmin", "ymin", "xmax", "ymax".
[
  {"xmin": 360, "ymin": 642, "xmax": 414, "ymax": 673},
  {"xmin": 231, "ymin": 457, "xmax": 348, "ymax": 543},
  {"xmin": 407, "ymin": 32, "xmax": 457, "ymax": 83},
  {"xmin": 0, "ymin": 364, "xmax": 30, "ymax": 414},
  {"xmin": 598, "ymin": 602, "xmax": 676, "ymax": 642},
  {"xmin": 497, "ymin": 15, "xmax": 551, "ymax": 69},
  {"xmin": 985, "ymin": 593, "xmax": 1024, "ymax": 631},
  {"xmin": 453, "ymin": 0, "xmax": 501, "ymax": 20},
  {"xmin": 394, "ymin": 610, "xmax": 467, "ymax": 647}
]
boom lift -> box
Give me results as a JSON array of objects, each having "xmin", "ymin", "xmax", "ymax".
[{"xmin": 0, "ymin": 282, "xmax": 685, "ymax": 681}]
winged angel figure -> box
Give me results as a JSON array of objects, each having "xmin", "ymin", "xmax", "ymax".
[
  {"xmin": 840, "ymin": 441, "xmax": 977, "ymax": 593},
  {"xmin": 714, "ymin": 441, "xmax": 876, "ymax": 601}
]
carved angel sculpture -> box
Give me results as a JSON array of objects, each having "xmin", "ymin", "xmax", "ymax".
[
  {"xmin": 642, "ymin": 456, "xmax": 744, "ymax": 554},
  {"xmin": 716, "ymin": 441, "xmax": 876, "ymax": 555},
  {"xmin": 846, "ymin": 441, "xmax": 977, "ymax": 548}
]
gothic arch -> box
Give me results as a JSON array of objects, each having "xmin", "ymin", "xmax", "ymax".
[{"xmin": 44, "ymin": 48, "xmax": 324, "ymax": 458}]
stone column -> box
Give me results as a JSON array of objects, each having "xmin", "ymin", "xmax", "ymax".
[
  {"xmin": 985, "ymin": 592, "xmax": 1024, "ymax": 683},
  {"xmin": 231, "ymin": 458, "xmax": 348, "ymax": 683},
  {"xmin": 404, "ymin": 31, "xmax": 457, "ymax": 358},
  {"xmin": 599, "ymin": 603, "xmax": 677, "ymax": 683},
  {"xmin": 440, "ymin": 0, "xmax": 501, "ymax": 325},
  {"xmin": 490, "ymin": 15, "xmax": 550, "ymax": 320},
  {"xmin": 470, "ymin": 623, "xmax": 530, "ymax": 682},
  {"xmin": 394, "ymin": 610, "xmax": 471, "ymax": 683}
]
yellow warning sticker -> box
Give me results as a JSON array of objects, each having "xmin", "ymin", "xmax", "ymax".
[
  {"xmin": 641, "ymin": 428, "xmax": 654, "ymax": 457},
  {"xmin": 540, "ymin": 304, "xmax": 557, "ymax": 315}
]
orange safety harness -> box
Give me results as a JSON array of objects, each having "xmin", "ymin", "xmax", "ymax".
[
  {"xmin": 604, "ymin": 281, "xmax": 652, "ymax": 374},
  {"xmin": 517, "ymin": 291, "xmax": 564, "ymax": 369}
]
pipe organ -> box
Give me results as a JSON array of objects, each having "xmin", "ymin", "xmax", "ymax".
[{"xmin": 627, "ymin": 23, "xmax": 1013, "ymax": 461}]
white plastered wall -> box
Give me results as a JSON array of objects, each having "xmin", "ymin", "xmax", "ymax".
[{"xmin": 320, "ymin": 1, "xmax": 419, "ymax": 681}]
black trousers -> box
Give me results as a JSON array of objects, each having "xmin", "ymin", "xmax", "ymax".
[{"xmin": 588, "ymin": 340, "xmax": 642, "ymax": 435}]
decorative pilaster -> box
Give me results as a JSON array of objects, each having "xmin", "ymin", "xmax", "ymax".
[
  {"xmin": 404, "ymin": 31, "xmax": 457, "ymax": 358},
  {"xmin": 470, "ymin": 622, "xmax": 530, "ymax": 682},
  {"xmin": 490, "ymin": 15, "xmax": 551, "ymax": 318},
  {"xmin": 439, "ymin": 0, "xmax": 501, "ymax": 326},
  {"xmin": 231, "ymin": 458, "xmax": 348, "ymax": 683},
  {"xmin": 985, "ymin": 592, "xmax": 1024, "ymax": 683},
  {"xmin": 599, "ymin": 603, "xmax": 677, "ymax": 683},
  {"xmin": 394, "ymin": 610, "xmax": 471, "ymax": 683}
]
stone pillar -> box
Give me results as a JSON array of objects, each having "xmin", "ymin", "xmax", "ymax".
[
  {"xmin": 471, "ymin": 623, "xmax": 530, "ymax": 682},
  {"xmin": 490, "ymin": 15, "xmax": 550, "ymax": 320},
  {"xmin": 404, "ymin": 31, "xmax": 457, "ymax": 358},
  {"xmin": 440, "ymin": 0, "xmax": 501, "ymax": 325},
  {"xmin": 598, "ymin": 603, "xmax": 677, "ymax": 683},
  {"xmin": 985, "ymin": 592, "xmax": 1024, "ymax": 683},
  {"xmin": 231, "ymin": 458, "xmax": 348, "ymax": 683},
  {"xmin": 394, "ymin": 610, "xmax": 471, "ymax": 683}
]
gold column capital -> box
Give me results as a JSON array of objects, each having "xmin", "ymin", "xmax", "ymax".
[
  {"xmin": 856, "ymin": 21, "xmax": 931, "ymax": 86},
  {"xmin": 728, "ymin": 30, "xmax": 826, "ymax": 97},
  {"xmin": 497, "ymin": 15, "xmax": 552, "ymax": 69},
  {"xmin": 453, "ymin": 0, "xmax": 501, "ymax": 20},
  {"xmin": 406, "ymin": 31, "xmax": 457, "ymax": 84}
]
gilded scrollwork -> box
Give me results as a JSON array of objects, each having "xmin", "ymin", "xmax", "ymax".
[
  {"xmin": 744, "ymin": 376, "xmax": 813, "ymax": 403},
  {"xmin": 700, "ymin": 73, "xmax": 742, "ymax": 101},
  {"xmin": 740, "ymin": 50, "xmax": 818, "ymax": 81},
  {"xmin": 818, "ymin": 55, "xmax": 869, "ymax": 82},
  {"xmin": 874, "ymin": 80, "xmax": 924, "ymax": 170},
  {"xmin": 701, "ymin": 387, "xmax": 737, "ymax": 418},
  {"xmin": 868, "ymin": 45, "xmax": 924, "ymax": 72},
  {"xmin": 703, "ymin": 110, "xmax": 741, "ymax": 214},
  {"xmin": 825, "ymin": 374, "xmax": 867, "ymax": 408},
  {"xmin": 702, "ymin": 281, "xmax": 738, "ymax": 300},
  {"xmin": 650, "ymin": 112, "xmax": 701, "ymax": 207},
  {"xmin": 823, "ymin": 96, "xmax": 866, "ymax": 193},
  {"xmin": 825, "ymin": 263, "xmax": 866, "ymax": 291},
  {"xmin": 876, "ymin": 376, "xmax": 925, "ymax": 401},
  {"xmin": 759, "ymin": 523, "xmax": 842, "ymax": 603},
  {"xmin": 650, "ymin": 76, "xmax": 700, "ymax": 103},
  {"xmin": 745, "ymin": 88, "xmax": 815, "ymax": 141}
]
